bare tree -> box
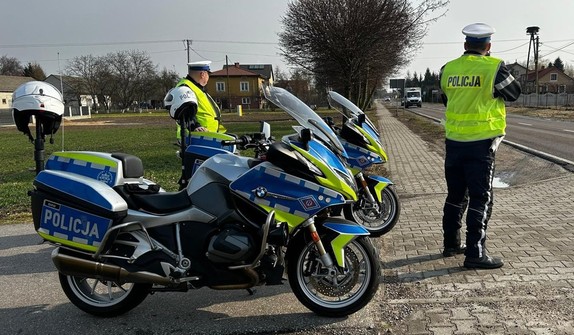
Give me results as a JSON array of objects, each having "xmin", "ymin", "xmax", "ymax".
[
  {"xmin": 107, "ymin": 50, "xmax": 157, "ymax": 111},
  {"xmin": 66, "ymin": 55, "xmax": 115, "ymax": 112},
  {"xmin": 279, "ymin": 0, "xmax": 448, "ymax": 109},
  {"xmin": 0, "ymin": 55, "xmax": 24, "ymax": 76},
  {"xmin": 154, "ymin": 67, "xmax": 180, "ymax": 105}
]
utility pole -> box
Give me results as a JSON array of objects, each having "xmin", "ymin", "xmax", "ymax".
[
  {"xmin": 226, "ymin": 55, "xmax": 232, "ymax": 112},
  {"xmin": 526, "ymin": 26, "xmax": 540, "ymax": 103},
  {"xmin": 185, "ymin": 39, "xmax": 192, "ymax": 63}
]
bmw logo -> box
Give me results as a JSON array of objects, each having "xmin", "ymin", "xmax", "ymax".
[{"xmin": 254, "ymin": 186, "xmax": 267, "ymax": 198}]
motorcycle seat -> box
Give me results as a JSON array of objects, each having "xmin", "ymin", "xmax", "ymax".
[{"xmin": 129, "ymin": 189, "xmax": 192, "ymax": 214}]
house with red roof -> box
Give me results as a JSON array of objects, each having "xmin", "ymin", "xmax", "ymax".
[
  {"xmin": 522, "ymin": 65, "xmax": 574, "ymax": 94},
  {"xmin": 207, "ymin": 63, "xmax": 269, "ymax": 110}
]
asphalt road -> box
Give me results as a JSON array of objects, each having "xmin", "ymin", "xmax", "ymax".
[
  {"xmin": 404, "ymin": 103, "xmax": 574, "ymax": 163},
  {"xmin": 0, "ymin": 223, "xmax": 382, "ymax": 335}
]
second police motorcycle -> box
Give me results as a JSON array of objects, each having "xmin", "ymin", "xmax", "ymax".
[
  {"xmin": 18, "ymin": 81, "xmax": 381, "ymax": 318},
  {"xmin": 180, "ymin": 90, "xmax": 400, "ymax": 237}
]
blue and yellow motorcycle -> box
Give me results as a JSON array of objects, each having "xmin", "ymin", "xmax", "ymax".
[
  {"xmin": 325, "ymin": 91, "xmax": 401, "ymax": 236},
  {"xmin": 26, "ymin": 85, "xmax": 381, "ymax": 318}
]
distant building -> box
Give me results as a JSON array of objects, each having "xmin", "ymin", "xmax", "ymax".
[
  {"xmin": 507, "ymin": 62, "xmax": 528, "ymax": 82},
  {"xmin": 0, "ymin": 75, "xmax": 35, "ymax": 108},
  {"xmin": 223, "ymin": 63, "xmax": 275, "ymax": 86},
  {"xmin": 523, "ymin": 66, "xmax": 574, "ymax": 94},
  {"xmin": 207, "ymin": 63, "xmax": 267, "ymax": 110}
]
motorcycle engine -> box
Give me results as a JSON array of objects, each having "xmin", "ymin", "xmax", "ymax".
[{"xmin": 206, "ymin": 227, "xmax": 256, "ymax": 263}]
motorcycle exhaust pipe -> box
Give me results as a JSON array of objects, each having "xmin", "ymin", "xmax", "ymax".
[{"xmin": 51, "ymin": 247, "xmax": 172, "ymax": 286}]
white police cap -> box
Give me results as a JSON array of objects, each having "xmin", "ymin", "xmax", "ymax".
[
  {"xmin": 187, "ymin": 60, "xmax": 212, "ymax": 72},
  {"xmin": 462, "ymin": 23, "xmax": 495, "ymax": 42}
]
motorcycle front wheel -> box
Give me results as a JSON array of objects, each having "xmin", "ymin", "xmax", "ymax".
[
  {"xmin": 58, "ymin": 273, "xmax": 151, "ymax": 317},
  {"xmin": 344, "ymin": 185, "xmax": 400, "ymax": 237},
  {"xmin": 287, "ymin": 235, "xmax": 380, "ymax": 317}
]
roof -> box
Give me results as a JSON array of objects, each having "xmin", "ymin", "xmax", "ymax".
[
  {"xmin": 526, "ymin": 66, "xmax": 574, "ymax": 81},
  {"xmin": 0, "ymin": 75, "xmax": 35, "ymax": 92},
  {"xmin": 45, "ymin": 74, "xmax": 88, "ymax": 94},
  {"xmin": 223, "ymin": 64, "xmax": 274, "ymax": 80},
  {"xmin": 508, "ymin": 62, "xmax": 527, "ymax": 70},
  {"xmin": 210, "ymin": 66, "xmax": 262, "ymax": 77}
]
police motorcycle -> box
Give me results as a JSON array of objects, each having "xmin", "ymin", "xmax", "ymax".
[
  {"xmin": 18, "ymin": 82, "xmax": 381, "ymax": 318},
  {"xmin": 324, "ymin": 91, "xmax": 401, "ymax": 236}
]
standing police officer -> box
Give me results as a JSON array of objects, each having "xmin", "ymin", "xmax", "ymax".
[
  {"xmin": 175, "ymin": 60, "xmax": 226, "ymax": 135},
  {"xmin": 439, "ymin": 23, "xmax": 521, "ymax": 269}
]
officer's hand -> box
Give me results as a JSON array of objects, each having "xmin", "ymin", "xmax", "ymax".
[{"xmin": 194, "ymin": 126, "xmax": 207, "ymax": 132}]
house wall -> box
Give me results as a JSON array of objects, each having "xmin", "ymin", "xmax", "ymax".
[
  {"xmin": 0, "ymin": 92, "xmax": 13, "ymax": 108},
  {"xmin": 537, "ymin": 71, "xmax": 574, "ymax": 93},
  {"xmin": 208, "ymin": 76, "xmax": 265, "ymax": 109}
]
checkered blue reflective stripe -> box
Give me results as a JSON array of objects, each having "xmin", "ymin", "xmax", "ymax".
[
  {"xmin": 184, "ymin": 134, "xmax": 234, "ymax": 152},
  {"xmin": 230, "ymin": 164, "xmax": 345, "ymax": 219},
  {"xmin": 341, "ymin": 140, "xmax": 382, "ymax": 169},
  {"xmin": 35, "ymin": 170, "xmax": 127, "ymax": 212},
  {"xmin": 46, "ymin": 155, "xmax": 118, "ymax": 187}
]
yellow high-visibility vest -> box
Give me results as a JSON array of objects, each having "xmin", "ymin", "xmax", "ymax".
[
  {"xmin": 440, "ymin": 55, "xmax": 506, "ymax": 142},
  {"xmin": 176, "ymin": 78, "xmax": 226, "ymax": 134}
]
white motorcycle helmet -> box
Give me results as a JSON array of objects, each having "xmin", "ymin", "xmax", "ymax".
[
  {"xmin": 163, "ymin": 86, "xmax": 198, "ymax": 121},
  {"xmin": 12, "ymin": 81, "xmax": 64, "ymax": 141}
]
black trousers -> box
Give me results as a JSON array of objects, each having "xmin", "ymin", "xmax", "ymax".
[{"xmin": 442, "ymin": 139, "xmax": 496, "ymax": 258}]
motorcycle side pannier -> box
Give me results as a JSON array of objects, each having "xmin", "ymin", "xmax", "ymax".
[
  {"xmin": 44, "ymin": 151, "xmax": 144, "ymax": 187},
  {"xmin": 31, "ymin": 169, "xmax": 128, "ymax": 253}
]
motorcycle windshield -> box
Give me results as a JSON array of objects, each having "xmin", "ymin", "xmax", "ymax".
[
  {"xmin": 327, "ymin": 91, "xmax": 380, "ymax": 139},
  {"xmin": 263, "ymin": 85, "xmax": 346, "ymax": 156},
  {"xmin": 327, "ymin": 91, "xmax": 363, "ymax": 118}
]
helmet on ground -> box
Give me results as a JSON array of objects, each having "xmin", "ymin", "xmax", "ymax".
[
  {"xmin": 163, "ymin": 86, "xmax": 198, "ymax": 120},
  {"xmin": 12, "ymin": 81, "xmax": 64, "ymax": 140}
]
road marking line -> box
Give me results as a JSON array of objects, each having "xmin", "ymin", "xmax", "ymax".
[
  {"xmin": 518, "ymin": 122, "xmax": 532, "ymax": 126},
  {"xmin": 564, "ymin": 129, "xmax": 574, "ymax": 133}
]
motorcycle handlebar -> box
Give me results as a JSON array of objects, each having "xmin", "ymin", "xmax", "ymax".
[
  {"xmin": 221, "ymin": 135, "xmax": 251, "ymax": 146},
  {"xmin": 221, "ymin": 132, "xmax": 270, "ymax": 147}
]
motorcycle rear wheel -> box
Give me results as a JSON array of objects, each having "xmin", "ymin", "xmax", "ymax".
[
  {"xmin": 58, "ymin": 273, "xmax": 151, "ymax": 317},
  {"xmin": 287, "ymin": 235, "xmax": 380, "ymax": 317},
  {"xmin": 344, "ymin": 185, "xmax": 400, "ymax": 237}
]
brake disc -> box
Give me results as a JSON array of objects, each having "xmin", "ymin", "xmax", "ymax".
[{"xmin": 310, "ymin": 247, "xmax": 360, "ymax": 297}]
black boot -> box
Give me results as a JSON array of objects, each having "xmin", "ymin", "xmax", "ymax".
[
  {"xmin": 463, "ymin": 253, "xmax": 504, "ymax": 269},
  {"xmin": 442, "ymin": 244, "xmax": 466, "ymax": 257}
]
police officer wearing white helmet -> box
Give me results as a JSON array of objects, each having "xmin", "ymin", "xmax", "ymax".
[{"xmin": 439, "ymin": 23, "xmax": 521, "ymax": 269}]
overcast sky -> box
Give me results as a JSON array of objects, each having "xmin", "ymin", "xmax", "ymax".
[{"xmin": 1, "ymin": 0, "xmax": 573, "ymax": 80}]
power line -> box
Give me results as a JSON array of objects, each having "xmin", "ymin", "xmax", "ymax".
[{"xmin": 0, "ymin": 38, "xmax": 278, "ymax": 49}]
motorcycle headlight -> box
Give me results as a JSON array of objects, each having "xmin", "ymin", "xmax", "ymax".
[
  {"xmin": 336, "ymin": 168, "xmax": 358, "ymax": 192},
  {"xmin": 294, "ymin": 150, "xmax": 323, "ymax": 176}
]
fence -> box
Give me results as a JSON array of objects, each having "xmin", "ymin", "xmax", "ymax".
[
  {"xmin": 508, "ymin": 93, "xmax": 574, "ymax": 108},
  {"xmin": 0, "ymin": 105, "xmax": 92, "ymax": 126}
]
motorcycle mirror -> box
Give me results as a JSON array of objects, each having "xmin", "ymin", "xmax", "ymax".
[
  {"xmin": 300, "ymin": 128, "xmax": 313, "ymax": 148},
  {"xmin": 357, "ymin": 113, "xmax": 366, "ymax": 126},
  {"xmin": 260, "ymin": 121, "xmax": 271, "ymax": 140}
]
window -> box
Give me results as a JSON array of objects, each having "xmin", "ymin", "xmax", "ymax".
[
  {"xmin": 240, "ymin": 82, "xmax": 249, "ymax": 92},
  {"xmin": 550, "ymin": 73, "xmax": 558, "ymax": 81},
  {"xmin": 241, "ymin": 97, "xmax": 251, "ymax": 105},
  {"xmin": 216, "ymin": 82, "xmax": 225, "ymax": 92},
  {"xmin": 1, "ymin": 99, "xmax": 6, "ymax": 105}
]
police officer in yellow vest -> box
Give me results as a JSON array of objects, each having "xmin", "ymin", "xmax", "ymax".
[
  {"xmin": 175, "ymin": 60, "xmax": 226, "ymax": 135},
  {"xmin": 439, "ymin": 23, "xmax": 521, "ymax": 269}
]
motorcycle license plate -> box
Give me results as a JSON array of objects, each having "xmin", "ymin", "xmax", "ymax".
[{"xmin": 37, "ymin": 199, "xmax": 112, "ymax": 252}]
